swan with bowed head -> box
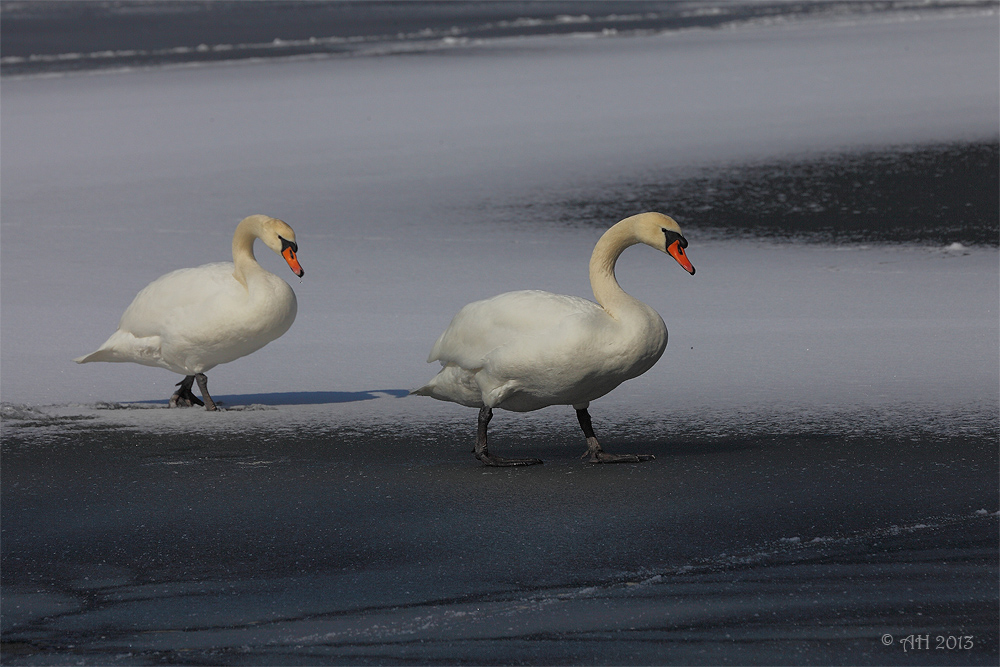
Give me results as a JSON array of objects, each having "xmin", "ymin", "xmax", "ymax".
[
  {"xmin": 75, "ymin": 214, "xmax": 304, "ymax": 410},
  {"xmin": 413, "ymin": 211, "xmax": 695, "ymax": 466}
]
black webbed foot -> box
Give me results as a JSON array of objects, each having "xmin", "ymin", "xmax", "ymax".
[
  {"xmin": 474, "ymin": 405, "xmax": 544, "ymax": 467},
  {"xmin": 169, "ymin": 374, "xmax": 217, "ymax": 411},
  {"xmin": 577, "ymin": 408, "xmax": 653, "ymax": 464},
  {"xmin": 169, "ymin": 376, "xmax": 204, "ymax": 408}
]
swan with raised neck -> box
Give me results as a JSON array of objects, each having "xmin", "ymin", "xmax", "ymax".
[
  {"xmin": 232, "ymin": 214, "xmax": 304, "ymax": 288},
  {"xmin": 590, "ymin": 211, "xmax": 694, "ymax": 319},
  {"xmin": 414, "ymin": 211, "xmax": 695, "ymax": 466}
]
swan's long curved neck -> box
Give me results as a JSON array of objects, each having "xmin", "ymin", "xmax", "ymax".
[
  {"xmin": 589, "ymin": 218, "xmax": 642, "ymax": 318},
  {"xmin": 232, "ymin": 218, "xmax": 263, "ymax": 288}
]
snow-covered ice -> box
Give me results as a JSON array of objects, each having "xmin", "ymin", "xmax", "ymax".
[{"xmin": 2, "ymin": 10, "xmax": 997, "ymax": 416}]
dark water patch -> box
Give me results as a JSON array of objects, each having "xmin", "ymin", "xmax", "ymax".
[
  {"xmin": 557, "ymin": 141, "xmax": 1000, "ymax": 246},
  {"xmin": 3, "ymin": 0, "xmax": 996, "ymax": 76}
]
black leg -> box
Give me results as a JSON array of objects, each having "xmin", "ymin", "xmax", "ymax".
[
  {"xmin": 576, "ymin": 407, "xmax": 654, "ymax": 463},
  {"xmin": 474, "ymin": 406, "xmax": 543, "ymax": 467},
  {"xmin": 194, "ymin": 373, "xmax": 218, "ymax": 411},
  {"xmin": 475, "ymin": 405, "xmax": 491, "ymax": 458},
  {"xmin": 169, "ymin": 375, "xmax": 204, "ymax": 408}
]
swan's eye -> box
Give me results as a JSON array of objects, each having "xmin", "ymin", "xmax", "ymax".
[
  {"xmin": 662, "ymin": 229, "xmax": 688, "ymax": 249},
  {"xmin": 280, "ymin": 236, "xmax": 298, "ymax": 254}
]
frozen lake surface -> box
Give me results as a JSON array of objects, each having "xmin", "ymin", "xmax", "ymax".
[
  {"xmin": 1, "ymin": 1, "xmax": 998, "ymax": 664},
  {"xmin": 2, "ymin": 399, "xmax": 997, "ymax": 664}
]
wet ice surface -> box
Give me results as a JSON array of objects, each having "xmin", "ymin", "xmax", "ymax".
[
  {"xmin": 2, "ymin": 3, "xmax": 999, "ymax": 664},
  {"xmin": 2, "ymin": 396, "xmax": 997, "ymax": 664}
]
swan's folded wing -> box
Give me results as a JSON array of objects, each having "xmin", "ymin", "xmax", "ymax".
[
  {"xmin": 116, "ymin": 263, "xmax": 239, "ymax": 337},
  {"xmin": 427, "ymin": 290, "xmax": 603, "ymax": 368}
]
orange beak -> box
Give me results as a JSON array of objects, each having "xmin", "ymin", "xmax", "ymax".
[
  {"xmin": 668, "ymin": 240, "xmax": 695, "ymax": 275},
  {"xmin": 282, "ymin": 246, "xmax": 304, "ymax": 277}
]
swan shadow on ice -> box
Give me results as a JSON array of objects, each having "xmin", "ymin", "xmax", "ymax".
[{"xmin": 134, "ymin": 389, "xmax": 410, "ymax": 407}]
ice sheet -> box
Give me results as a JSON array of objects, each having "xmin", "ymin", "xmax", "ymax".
[{"xmin": 2, "ymin": 11, "xmax": 997, "ymax": 417}]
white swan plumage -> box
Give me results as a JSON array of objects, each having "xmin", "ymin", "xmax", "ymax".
[
  {"xmin": 75, "ymin": 214, "xmax": 304, "ymax": 410},
  {"xmin": 414, "ymin": 212, "xmax": 695, "ymax": 466}
]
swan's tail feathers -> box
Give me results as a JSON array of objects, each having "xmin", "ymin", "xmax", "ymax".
[
  {"xmin": 411, "ymin": 364, "xmax": 484, "ymax": 408},
  {"xmin": 410, "ymin": 377, "xmax": 450, "ymax": 399},
  {"xmin": 73, "ymin": 331, "xmax": 163, "ymax": 367},
  {"xmin": 74, "ymin": 349, "xmax": 118, "ymax": 364}
]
